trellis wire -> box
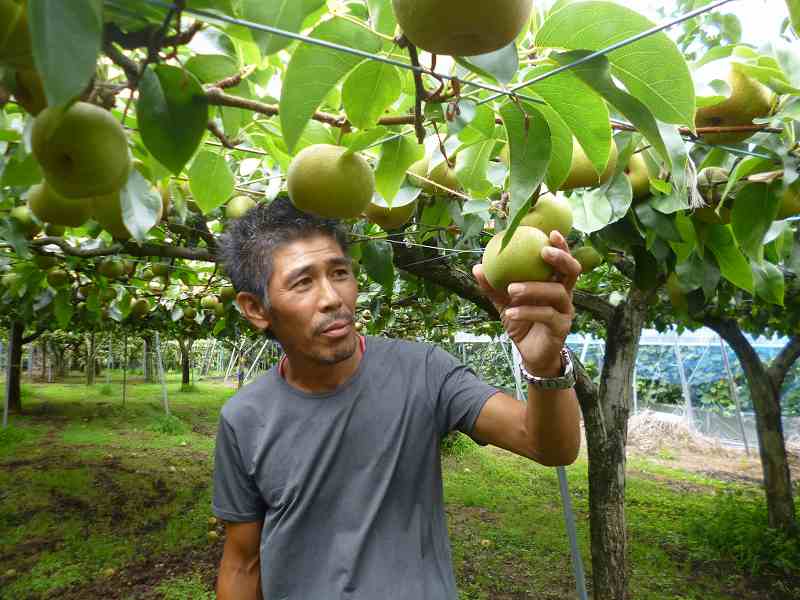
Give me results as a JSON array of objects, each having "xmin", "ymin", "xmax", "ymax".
[
  {"xmin": 123, "ymin": 0, "xmax": 544, "ymax": 106},
  {"xmin": 475, "ymin": 0, "xmax": 740, "ymax": 106}
]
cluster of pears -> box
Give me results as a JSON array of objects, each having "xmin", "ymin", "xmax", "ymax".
[
  {"xmin": 695, "ymin": 62, "xmax": 775, "ymax": 145},
  {"xmin": 481, "ymin": 194, "xmax": 602, "ymax": 292},
  {"xmin": 392, "ymin": 0, "xmax": 533, "ymax": 56},
  {"xmin": 0, "ymin": 0, "xmax": 46, "ymax": 115},
  {"xmin": 19, "ymin": 101, "xmax": 140, "ymax": 239}
]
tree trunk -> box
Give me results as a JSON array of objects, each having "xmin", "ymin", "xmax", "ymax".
[
  {"xmin": 6, "ymin": 321, "xmax": 23, "ymax": 414},
  {"xmin": 143, "ymin": 336, "xmax": 154, "ymax": 383},
  {"xmin": 86, "ymin": 332, "xmax": 96, "ymax": 386},
  {"xmin": 577, "ymin": 288, "xmax": 648, "ymax": 600},
  {"xmin": 705, "ymin": 318, "xmax": 796, "ymax": 531},
  {"xmin": 40, "ymin": 340, "xmax": 47, "ymax": 381},
  {"xmin": 179, "ymin": 338, "xmax": 193, "ymax": 388}
]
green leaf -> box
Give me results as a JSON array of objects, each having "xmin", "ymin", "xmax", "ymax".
[
  {"xmin": 188, "ymin": 150, "xmax": 234, "ymax": 214},
  {"xmin": 241, "ymin": 0, "xmax": 306, "ymax": 56},
  {"xmin": 120, "ymin": 170, "xmax": 163, "ymax": 243},
  {"xmin": 457, "ymin": 102, "xmax": 496, "ymax": 145},
  {"xmin": 375, "ymin": 135, "xmax": 424, "ymax": 204},
  {"xmin": 570, "ymin": 190, "xmax": 613, "ymax": 234},
  {"xmin": 731, "ymin": 182, "xmax": 781, "ymax": 261},
  {"xmin": 521, "ymin": 65, "xmax": 611, "ymax": 177},
  {"xmin": 552, "ymin": 51, "xmax": 669, "ymax": 165},
  {"xmin": 455, "ymin": 139, "xmax": 497, "ymax": 198},
  {"xmin": 536, "ymin": 1, "xmax": 695, "ymax": 126},
  {"xmin": 500, "ymin": 102, "xmax": 552, "ymax": 216},
  {"xmin": 362, "ymin": 240, "xmax": 394, "ymax": 292},
  {"xmin": 342, "ymin": 60, "xmax": 401, "ymax": 129},
  {"xmin": 54, "ymin": 289, "xmax": 73, "ymax": 328},
  {"xmin": 345, "ymin": 127, "xmax": 389, "ymax": 154},
  {"xmin": 752, "ymin": 260, "xmax": 784, "ymax": 305},
  {"xmin": 788, "ymin": 0, "xmax": 800, "ymax": 34},
  {"xmin": 705, "ymin": 225, "xmax": 754, "ymax": 293},
  {"xmin": 366, "ymin": 0, "xmax": 397, "ymax": 35},
  {"xmin": 1, "ymin": 150, "xmax": 41, "ymax": 187},
  {"xmin": 634, "ymin": 203, "xmax": 682, "ymax": 242},
  {"xmin": 456, "ymin": 43, "xmax": 519, "ymax": 85},
  {"xmin": 721, "ymin": 156, "xmax": 776, "ymax": 201},
  {"xmin": 185, "ymin": 54, "xmax": 239, "ymax": 83},
  {"xmin": 28, "ymin": 0, "xmax": 103, "ymax": 106},
  {"xmin": 137, "ymin": 65, "xmax": 209, "ymax": 175},
  {"xmin": 280, "ymin": 18, "xmax": 381, "ymax": 153}
]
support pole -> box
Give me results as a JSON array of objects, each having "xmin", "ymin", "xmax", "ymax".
[
  {"xmin": 122, "ymin": 334, "xmax": 128, "ymax": 408},
  {"xmin": 224, "ymin": 340, "xmax": 243, "ymax": 383},
  {"xmin": 510, "ymin": 342, "xmax": 587, "ymax": 600},
  {"xmin": 154, "ymin": 332, "xmax": 170, "ymax": 416},
  {"xmin": 719, "ymin": 336, "xmax": 750, "ymax": 455},
  {"xmin": 673, "ymin": 336, "xmax": 693, "ymax": 431},
  {"xmin": 245, "ymin": 338, "xmax": 271, "ymax": 382},
  {"xmin": 632, "ymin": 365, "xmax": 638, "ymax": 415},
  {"xmin": 106, "ymin": 336, "xmax": 112, "ymax": 386}
]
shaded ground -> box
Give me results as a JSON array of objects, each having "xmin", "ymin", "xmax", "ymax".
[{"xmin": 1, "ymin": 376, "xmax": 799, "ymax": 599}]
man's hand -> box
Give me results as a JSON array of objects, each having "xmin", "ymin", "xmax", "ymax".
[{"xmin": 473, "ymin": 230, "xmax": 581, "ymax": 377}]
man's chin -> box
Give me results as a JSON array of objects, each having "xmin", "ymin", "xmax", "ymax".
[{"xmin": 316, "ymin": 332, "xmax": 358, "ymax": 365}]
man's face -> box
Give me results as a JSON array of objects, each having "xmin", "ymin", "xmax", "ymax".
[{"xmin": 263, "ymin": 235, "xmax": 359, "ymax": 365}]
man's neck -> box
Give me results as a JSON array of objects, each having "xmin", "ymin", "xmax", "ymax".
[{"xmin": 282, "ymin": 336, "xmax": 365, "ymax": 394}]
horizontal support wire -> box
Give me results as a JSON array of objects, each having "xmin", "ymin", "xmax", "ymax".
[
  {"xmin": 124, "ymin": 0, "xmax": 544, "ymax": 105},
  {"xmin": 475, "ymin": 0, "xmax": 741, "ymax": 105}
]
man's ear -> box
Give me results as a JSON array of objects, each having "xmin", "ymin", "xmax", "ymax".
[{"xmin": 236, "ymin": 292, "xmax": 271, "ymax": 332}]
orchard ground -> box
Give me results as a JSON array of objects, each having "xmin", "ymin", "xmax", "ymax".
[{"xmin": 1, "ymin": 374, "xmax": 799, "ymax": 600}]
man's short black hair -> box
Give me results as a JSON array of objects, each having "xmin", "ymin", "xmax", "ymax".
[{"xmin": 217, "ymin": 196, "xmax": 349, "ymax": 307}]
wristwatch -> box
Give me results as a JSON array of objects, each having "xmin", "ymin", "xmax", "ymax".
[{"xmin": 520, "ymin": 348, "xmax": 576, "ymax": 390}]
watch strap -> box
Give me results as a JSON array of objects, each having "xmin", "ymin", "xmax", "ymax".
[{"xmin": 520, "ymin": 348, "xmax": 575, "ymax": 390}]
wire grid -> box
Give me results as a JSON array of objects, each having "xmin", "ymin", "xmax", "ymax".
[{"xmin": 94, "ymin": 0, "xmax": 781, "ymax": 265}]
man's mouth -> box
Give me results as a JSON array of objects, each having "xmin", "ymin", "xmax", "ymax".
[{"xmin": 318, "ymin": 317, "xmax": 353, "ymax": 338}]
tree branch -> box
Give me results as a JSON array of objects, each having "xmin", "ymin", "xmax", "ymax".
[
  {"xmin": 390, "ymin": 243, "xmax": 499, "ymax": 318},
  {"xmin": 22, "ymin": 327, "xmax": 46, "ymax": 345},
  {"xmin": 31, "ymin": 237, "xmax": 214, "ymax": 262},
  {"xmin": 103, "ymin": 21, "xmax": 203, "ymax": 51},
  {"xmin": 767, "ymin": 335, "xmax": 800, "ymax": 391},
  {"xmin": 574, "ymin": 291, "xmax": 614, "ymax": 323}
]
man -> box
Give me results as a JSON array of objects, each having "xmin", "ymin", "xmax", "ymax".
[{"xmin": 213, "ymin": 196, "xmax": 582, "ymax": 599}]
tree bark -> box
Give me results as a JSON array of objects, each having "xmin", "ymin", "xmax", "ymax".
[
  {"xmin": 6, "ymin": 321, "xmax": 23, "ymax": 413},
  {"xmin": 143, "ymin": 336, "xmax": 154, "ymax": 383},
  {"xmin": 178, "ymin": 338, "xmax": 193, "ymax": 388},
  {"xmin": 86, "ymin": 332, "xmax": 96, "ymax": 386},
  {"xmin": 577, "ymin": 288, "xmax": 649, "ymax": 600},
  {"xmin": 705, "ymin": 317, "xmax": 796, "ymax": 531}
]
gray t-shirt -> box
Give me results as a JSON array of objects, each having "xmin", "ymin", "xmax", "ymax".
[{"xmin": 212, "ymin": 336, "xmax": 498, "ymax": 599}]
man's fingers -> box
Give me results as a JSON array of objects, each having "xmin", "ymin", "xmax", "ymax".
[
  {"xmin": 544, "ymin": 231, "xmax": 582, "ymax": 292},
  {"xmin": 503, "ymin": 306, "xmax": 573, "ymax": 338},
  {"xmin": 506, "ymin": 281, "xmax": 573, "ymax": 315},
  {"xmin": 472, "ymin": 264, "xmax": 510, "ymax": 314}
]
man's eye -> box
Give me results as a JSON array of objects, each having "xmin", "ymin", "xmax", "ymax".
[
  {"xmin": 293, "ymin": 278, "xmax": 312, "ymax": 288},
  {"xmin": 334, "ymin": 269, "xmax": 350, "ymax": 278}
]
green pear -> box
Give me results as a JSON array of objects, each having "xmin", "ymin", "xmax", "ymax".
[
  {"xmin": 520, "ymin": 194, "xmax": 573, "ymax": 237},
  {"xmin": 693, "ymin": 167, "xmax": 731, "ymax": 224},
  {"xmin": 183, "ymin": 306, "xmax": 197, "ymax": 320},
  {"xmin": 560, "ymin": 138, "xmax": 618, "ymax": 191},
  {"xmin": 97, "ymin": 259, "xmax": 125, "ymax": 279},
  {"xmin": 408, "ymin": 157, "xmax": 461, "ymax": 195},
  {"xmin": 481, "ymin": 226, "xmax": 554, "ymax": 292},
  {"xmin": 46, "ymin": 267, "xmax": 70, "ymax": 288},
  {"xmin": 130, "ymin": 298, "xmax": 151, "ymax": 317},
  {"xmin": 201, "ymin": 295, "xmax": 220, "ymax": 310},
  {"xmin": 44, "ymin": 223, "xmax": 65, "ymax": 237},
  {"xmin": 695, "ymin": 63, "xmax": 775, "ymax": 145},
  {"xmin": 32, "ymin": 102, "xmax": 132, "ymax": 199},
  {"xmin": 626, "ymin": 152, "xmax": 651, "ymax": 201},
  {"xmin": 573, "ymin": 246, "xmax": 604, "ymax": 274},
  {"xmin": 0, "ymin": 0, "xmax": 33, "ymax": 69},
  {"xmin": 225, "ymin": 195, "xmax": 256, "ymax": 220},
  {"xmin": 151, "ymin": 263, "xmax": 170, "ymax": 277},
  {"xmin": 220, "ymin": 286, "xmax": 236, "ymax": 303},
  {"xmin": 666, "ymin": 273, "xmax": 689, "ymax": 314},
  {"xmin": 778, "ymin": 181, "xmax": 800, "ymax": 220},
  {"xmin": 12, "ymin": 68, "xmax": 46, "ymax": 115},
  {"xmin": 26, "ymin": 182, "xmax": 92, "ymax": 228},
  {"xmin": 10, "ymin": 205, "xmax": 40, "ymax": 238},
  {"xmin": 365, "ymin": 196, "xmax": 418, "ymax": 230},
  {"xmin": 392, "ymin": 0, "xmax": 532, "ymax": 56},
  {"xmin": 33, "ymin": 254, "xmax": 58, "ymax": 270},
  {"xmin": 287, "ymin": 144, "xmax": 375, "ymax": 219},
  {"xmin": 91, "ymin": 188, "xmax": 163, "ymax": 240}
]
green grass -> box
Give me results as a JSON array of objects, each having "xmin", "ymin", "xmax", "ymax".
[{"xmin": 0, "ymin": 373, "xmax": 798, "ymax": 599}]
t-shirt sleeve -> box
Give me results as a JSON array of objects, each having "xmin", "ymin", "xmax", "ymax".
[
  {"xmin": 212, "ymin": 415, "xmax": 267, "ymax": 523},
  {"xmin": 427, "ymin": 346, "xmax": 499, "ymax": 441}
]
